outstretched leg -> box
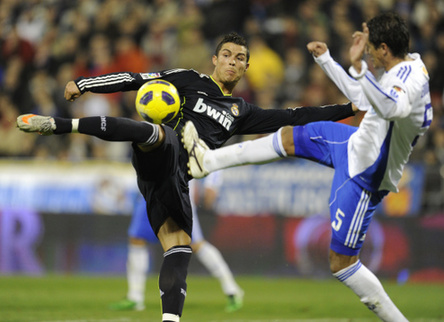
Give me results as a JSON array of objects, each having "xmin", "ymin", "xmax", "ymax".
[
  {"xmin": 17, "ymin": 114, "xmax": 163, "ymax": 149},
  {"xmin": 183, "ymin": 121, "xmax": 289, "ymax": 178}
]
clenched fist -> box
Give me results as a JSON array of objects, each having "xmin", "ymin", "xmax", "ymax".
[
  {"xmin": 306, "ymin": 41, "xmax": 328, "ymax": 57},
  {"xmin": 64, "ymin": 81, "xmax": 81, "ymax": 102}
]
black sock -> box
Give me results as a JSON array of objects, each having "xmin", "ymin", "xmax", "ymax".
[
  {"xmin": 53, "ymin": 117, "xmax": 72, "ymax": 134},
  {"xmin": 159, "ymin": 245, "xmax": 192, "ymax": 318},
  {"xmin": 54, "ymin": 116, "xmax": 157, "ymax": 144}
]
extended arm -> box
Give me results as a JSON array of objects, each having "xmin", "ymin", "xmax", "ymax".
[
  {"xmin": 288, "ymin": 102, "xmax": 355, "ymax": 124},
  {"xmin": 64, "ymin": 72, "xmax": 147, "ymax": 101},
  {"xmin": 238, "ymin": 102, "xmax": 354, "ymax": 135},
  {"xmin": 307, "ymin": 41, "xmax": 371, "ymax": 111}
]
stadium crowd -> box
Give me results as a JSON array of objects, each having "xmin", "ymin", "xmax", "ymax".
[{"xmin": 1, "ymin": 0, "xmax": 444, "ymax": 211}]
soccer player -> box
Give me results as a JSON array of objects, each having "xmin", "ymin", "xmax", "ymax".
[
  {"xmin": 17, "ymin": 32, "xmax": 355, "ymax": 322},
  {"xmin": 183, "ymin": 13, "xmax": 432, "ymax": 321},
  {"xmin": 109, "ymin": 173, "xmax": 244, "ymax": 312}
]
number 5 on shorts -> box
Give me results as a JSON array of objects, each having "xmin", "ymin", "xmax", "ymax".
[{"xmin": 332, "ymin": 208, "xmax": 345, "ymax": 231}]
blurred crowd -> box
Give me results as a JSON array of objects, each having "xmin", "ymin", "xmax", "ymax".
[{"xmin": 1, "ymin": 0, "xmax": 444, "ymax": 210}]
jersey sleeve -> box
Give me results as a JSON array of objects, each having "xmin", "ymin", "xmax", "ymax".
[
  {"xmin": 313, "ymin": 50, "xmax": 371, "ymax": 112},
  {"xmin": 236, "ymin": 102, "xmax": 354, "ymax": 135},
  {"xmin": 349, "ymin": 62, "xmax": 413, "ymax": 120},
  {"xmin": 74, "ymin": 72, "xmax": 147, "ymax": 94},
  {"xmin": 74, "ymin": 69, "xmax": 191, "ymax": 94}
]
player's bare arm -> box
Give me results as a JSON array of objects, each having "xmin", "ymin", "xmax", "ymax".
[
  {"xmin": 306, "ymin": 41, "xmax": 328, "ymax": 57},
  {"xmin": 64, "ymin": 80, "xmax": 82, "ymax": 102},
  {"xmin": 350, "ymin": 23, "xmax": 369, "ymax": 73}
]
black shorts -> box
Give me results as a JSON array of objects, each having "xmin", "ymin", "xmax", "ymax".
[{"xmin": 131, "ymin": 126, "xmax": 192, "ymax": 237}]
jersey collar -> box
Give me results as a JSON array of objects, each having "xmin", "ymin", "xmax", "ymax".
[{"xmin": 210, "ymin": 76, "xmax": 233, "ymax": 97}]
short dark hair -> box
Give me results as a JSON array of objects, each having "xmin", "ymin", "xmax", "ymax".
[
  {"xmin": 214, "ymin": 32, "xmax": 250, "ymax": 62},
  {"xmin": 367, "ymin": 12, "xmax": 409, "ymax": 58}
]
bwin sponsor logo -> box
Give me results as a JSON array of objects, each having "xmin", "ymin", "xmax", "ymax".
[{"xmin": 193, "ymin": 98, "xmax": 233, "ymax": 130}]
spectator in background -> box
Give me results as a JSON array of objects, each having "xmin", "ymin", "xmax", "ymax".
[
  {"xmin": 1, "ymin": 57, "xmax": 33, "ymax": 114},
  {"xmin": 199, "ymin": 0, "xmax": 249, "ymax": 42},
  {"xmin": 15, "ymin": 5, "xmax": 49, "ymax": 45},
  {"xmin": 2, "ymin": 26, "xmax": 35, "ymax": 65},
  {"xmin": 52, "ymin": 63, "xmax": 78, "ymax": 119},
  {"xmin": 114, "ymin": 35, "xmax": 151, "ymax": 73},
  {"xmin": 140, "ymin": 0, "xmax": 181, "ymax": 70},
  {"xmin": 295, "ymin": 0, "xmax": 329, "ymax": 44},
  {"xmin": 0, "ymin": 93, "xmax": 35, "ymax": 157},
  {"xmin": 88, "ymin": 33, "xmax": 118, "ymax": 76},
  {"xmin": 360, "ymin": 0, "xmax": 381, "ymax": 21},
  {"xmin": 174, "ymin": 28, "xmax": 212, "ymax": 74},
  {"xmin": 279, "ymin": 47, "xmax": 307, "ymax": 103},
  {"xmin": 244, "ymin": 34, "xmax": 284, "ymax": 94}
]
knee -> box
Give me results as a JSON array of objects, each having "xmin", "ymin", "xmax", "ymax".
[
  {"xmin": 191, "ymin": 240, "xmax": 204, "ymax": 253},
  {"xmin": 281, "ymin": 126, "xmax": 295, "ymax": 156},
  {"xmin": 129, "ymin": 237, "xmax": 147, "ymax": 246},
  {"xmin": 139, "ymin": 124, "xmax": 165, "ymax": 152},
  {"xmin": 329, "ymin": 249, "xmax": 359, "ymax": 274}
]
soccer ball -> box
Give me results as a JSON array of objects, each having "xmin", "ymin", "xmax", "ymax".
[{"xmin": 135, "ymin": 80, "xmax": 181, "ymax": 124}]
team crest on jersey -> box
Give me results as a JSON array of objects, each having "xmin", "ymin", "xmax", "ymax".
[
  {"xmin": 140, "ymin": 73, "xmax": 161, "ymax": 79},
  {"xmin": 231, "ymin": 104, "xmax": 239, "ymax": 116},
  {"xmin": 393, "ymin": 86, "xmax": 403, "ymax": 93},
  {"xmin": 390, "ymin": 85, "xmax": 405, "ymax": 99}
]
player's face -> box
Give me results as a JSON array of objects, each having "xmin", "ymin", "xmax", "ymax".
[
  {"xmin": 366, "ymin": 42, "xmax": 384, "ymax": 68},
  {"xmin": 212, "ymin": 43, "xmax": 249, "ymax": 87}
]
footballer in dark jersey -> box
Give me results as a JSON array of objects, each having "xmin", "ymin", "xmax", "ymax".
[{"xmin": 18, "ymin": 32, "xmax": 354, "ymax": 322}]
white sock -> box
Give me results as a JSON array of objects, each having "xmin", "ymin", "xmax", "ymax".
[
  {"xmin": 334, "ymin": 260, "xmax": 407, "ymax": 322},
  {"xmin": 204, "ymin": 128, "xmax": 287, "ymax": 173},
  {"xmin": 126, "ymin": 243, "xmax": 149, "ymax": 304},
  {"xmin": 196, "ymin": 242, "xmax": 242, "ymax": 296},
  {"xmin": 71, "ymin": 119, "xmax": 79, "ymax": 133},
  {"xmin": 162, "ymin": 313, "xmax": 180, "ymax": 322}
]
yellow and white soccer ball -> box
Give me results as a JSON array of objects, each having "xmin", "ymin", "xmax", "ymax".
[{"xmin": 135, "ymin": 80, "xmax": 180, "ymax": 124}]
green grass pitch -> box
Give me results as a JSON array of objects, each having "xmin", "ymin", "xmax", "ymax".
[{"xmin": 0, "ymin": 275, "xmax": 442, "ymax": 321}]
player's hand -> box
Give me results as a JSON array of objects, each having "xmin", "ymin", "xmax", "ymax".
[
  {"xmin": 64, "ymin": 81, "xmax": 81, "ymax": 102},
  {"xmin": 350, "ymin": 23, "xmax": 369, "ymax": 72},
  {"xmin": 307, "ymin": 41, "xmax": 328, "ymax": 57}
]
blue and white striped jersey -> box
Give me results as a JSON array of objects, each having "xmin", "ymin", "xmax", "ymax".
[{"xmin": 314, "ymin": 51, "xmax": 432, "ymax": 192}]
